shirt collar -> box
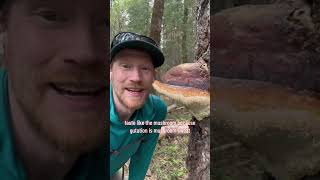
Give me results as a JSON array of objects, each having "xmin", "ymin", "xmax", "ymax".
[{"xmin": 0, "ymin": 70, "xmax": 26, "ymax": 179}]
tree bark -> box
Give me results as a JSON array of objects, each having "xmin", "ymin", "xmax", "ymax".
[
  {"xmin": 149, "ymin": 0, "xmax": 165, "ymax": 45},
  {"xmin": 186, "ymin": 0, "xmax": 210, "ymax": 179},
  {"xmin": 195, "ymin": 0, "xmax": 210, "ymax": 67},
  {"xmin": 187, "ymin": 117, "xmax": 210, "ymax": 180},
  {"xmin": 181, "ymin": 0, "xmax": 189, "ymax": 63}
]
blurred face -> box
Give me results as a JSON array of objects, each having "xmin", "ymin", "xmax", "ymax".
[
  {"xmin": 110, "ymin": 49, "xmax": 156, "ymax": 111},
  {"xmin": 3, "ymin": 0, "xmax": 108, "ymax": 152}
]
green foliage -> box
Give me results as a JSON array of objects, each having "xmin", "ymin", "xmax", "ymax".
[
  {"xmin": 158, "ymin": 0, "xmax": 196, "ymax": 75},
  {"xmin": 148, "ymin": 107, "xmax": 192, "ymax": 179},
  {"xmin": 110, "ymin": 0, "xmax": 130, "ymax": 38},
  {"xmin": 127, "ymin": 0, "xmax": 152, "ymax": 35},
  {"xmin": 110, "ymin": 0, "xmax": 151, "ymax": 38},
  {"xmin": 166, "ymin": 107, "xmax": 193, "ymax": 121},
  {"xmin": 150, "ymin": 136, "xmax": 189, "ymax": 180}
]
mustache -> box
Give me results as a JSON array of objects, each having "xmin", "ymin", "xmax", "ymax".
[
  {"xmin": 46, "ymin": 67, "xmax": 108, "ymax": 85},
  {"xmin": 124, "ymin": 83, "xmax": 145, "ymax": 89}
]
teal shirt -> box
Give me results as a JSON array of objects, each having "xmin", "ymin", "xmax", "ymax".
[
  {"xmin": 0, "ymin": 69, "xmax": 107, "ymax": 179},
  {"xmin": 110, "ymin": 84, "xmax": 167, "ymax": 180}
]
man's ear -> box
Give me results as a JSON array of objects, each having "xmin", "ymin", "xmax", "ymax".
[
  {"xmin": 153, "ymin": 69, "xmax": 158, "ymax": 81},
  {"xmin": 109, "ymin": 62, "xmax": 113, "ymax": 81},
  {"xmin": 109, "ymin": 62, "xmax": 113, "ymax": 73}
]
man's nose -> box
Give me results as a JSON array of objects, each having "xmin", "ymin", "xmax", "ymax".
[
  {"xmin": 63, "ymin": 25, "xmax": 106, "ymax": 66},
  {"xmin": 129, "ymin": 69, "xmax": 143, "ymax": 82}
]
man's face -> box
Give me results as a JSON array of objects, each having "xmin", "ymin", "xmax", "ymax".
[
  {"xmin": 110, "ymin": 49, "xmax": 156, "ymax": 111},
  {"xmin": 3, "ymin": 0, "xmax": 108, "ymax": 152}
]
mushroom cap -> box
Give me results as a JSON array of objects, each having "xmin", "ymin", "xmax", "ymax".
[
  {"xmin": 153, "ymin": 62, "xmax": 210, "ymax": 121},
  {"xmin": 213, "ymin": 76, "xmax": 320, "ymax": 179},
  {"xmin": 161, "ymin": 63, "xmax": 209, "ymax": 91},
  {"xmin": 213, "ymin": 3, "xmax": 320, "ymax": 92}
]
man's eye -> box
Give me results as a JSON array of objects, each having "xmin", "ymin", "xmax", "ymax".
[
  {"xmin": 141, "ymin": 66, "xmax": 152, "ymax": 71},
  {"xmin": 121, "ymin": 64, "xmax": 130, "ymax": 69},
  {"xmin": 34, "ymin": 9, "xmax": 67, "ymax": 22}
]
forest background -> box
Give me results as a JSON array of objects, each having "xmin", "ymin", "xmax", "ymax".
[{"xmin": 110, "ymin": 0, "xmax": 197, "ymax": 75}]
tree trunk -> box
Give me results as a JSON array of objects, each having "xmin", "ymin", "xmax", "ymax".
[
  {"xmin": 186, "ymin": 0, "xmax": 210, "ymax": 179},
  {"xmin": 194, "ymin": 0, "xmax": 210, "ymax": 67},
  {"xmin": 187, "ymin": 117, "xmax": 210, "ymax": 180},
  {"xmin": 149, "ymin": 0, "xmax": 165, "ymax": 45},
  {"xmin": 181, "ymin": 0, "xmax": 189, "ymax": 63}
]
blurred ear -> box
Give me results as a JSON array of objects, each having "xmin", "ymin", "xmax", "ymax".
[
  {"xmin": 153, "ymin": 69, "xmax": 158, "ymax": 81},
  {"xmin": 109, "ymin": 62, "xmax": 113, "ymax": 82},
  {"xmin": 110, "ymin": 61, "xmax": 113, "ymax": 71}
]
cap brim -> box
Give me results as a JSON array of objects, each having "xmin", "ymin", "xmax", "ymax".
[{"xmin": 111, "ymin": 40, "xmax": 165, "ymax": 68}]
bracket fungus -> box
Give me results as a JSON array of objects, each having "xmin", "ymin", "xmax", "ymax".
[
  {"xmin": 214, "ymin": 76, "xmax": 320, "ymax": 180},
  {"xmin": 213, "ymin": 2, "xmax": 320, "ymax": 92},
  {"xmin": 212, "ymin": 2, "xmax": 320, "ymax": 179},
  {"xmin": 152, "ymin": 63, "xmax": 210, "ymax": 121}
]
